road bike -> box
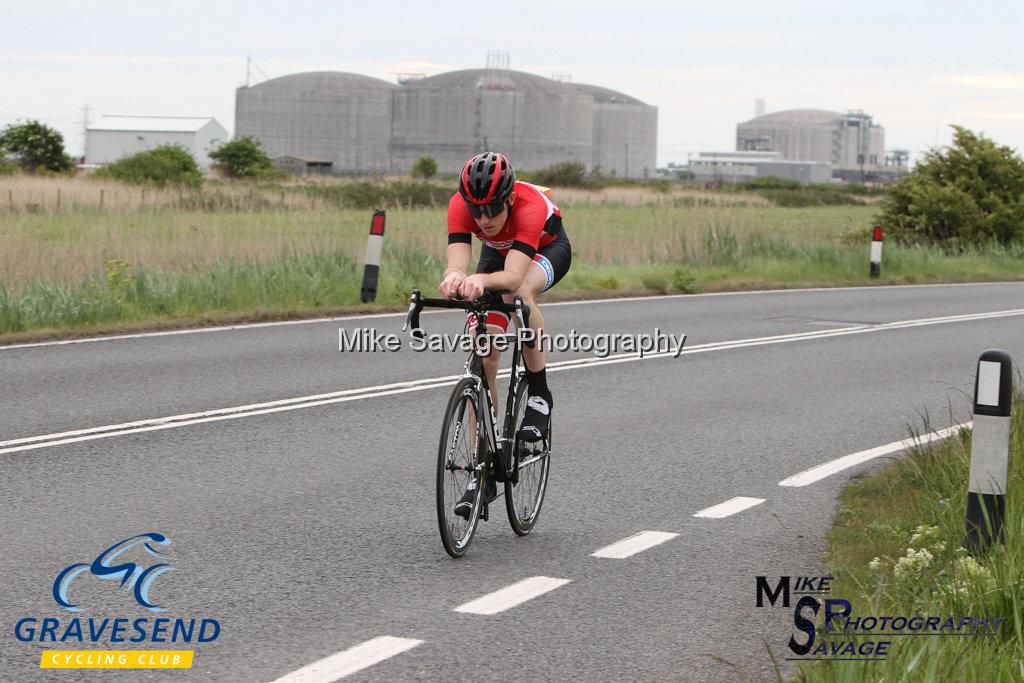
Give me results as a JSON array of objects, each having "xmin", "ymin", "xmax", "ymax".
[{"xmin": 404, "ymin": 289, "xmax": 552, "ymax": 558}]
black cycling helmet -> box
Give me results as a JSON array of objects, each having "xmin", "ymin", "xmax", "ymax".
[{"xmin": 459, "ymin": 152, "xmax": 515, "ymax": 212}]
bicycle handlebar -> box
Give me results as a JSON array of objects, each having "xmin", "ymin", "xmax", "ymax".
[{"xmin": 402, "ymin": 289, "xmax": 532, "ymax": 342}]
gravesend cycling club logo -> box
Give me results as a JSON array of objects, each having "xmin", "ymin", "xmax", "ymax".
[
  {"xmin": 53, "ymin": 532, "xmax": 175, "ymax": 612},
  {"xmin": 12, "ymin": 532, "xmax": 222, "ymax": 670},
  {"xmin": 756, "ymin": 574, "xmax": 1004, "ymax": 661}
]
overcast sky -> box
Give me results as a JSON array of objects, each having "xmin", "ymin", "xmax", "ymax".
[{"xmin": 2, "ymin": 1, "xmax": 1021, "ymax": 165}]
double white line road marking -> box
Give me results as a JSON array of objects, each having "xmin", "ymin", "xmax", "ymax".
[{"xmin": 3, "ymin": 308, "xmax": 1021, "ymax": 456}]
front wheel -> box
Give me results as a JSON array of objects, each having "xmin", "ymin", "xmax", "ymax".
[
  {"xmin": 505, "ymin": 379, "xmax": 551, "ymax": 536},
  {"xmin": 437, "ymin": 377, "xmax": 486, "ymax": 558}
]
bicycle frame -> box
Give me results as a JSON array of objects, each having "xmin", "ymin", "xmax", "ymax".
[
  {"xmin": 404, "ymin": 289, "xmax": 532, "ymax": 483},
  {"xmin": 466, "ymin": 326, "xmax": 526, "ymax": 483}
]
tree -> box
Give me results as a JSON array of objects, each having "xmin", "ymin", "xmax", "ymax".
[
  {"xmin": 0, "ymin": 120, "xmax": 74, "ymax": 173},
  {"xmin": 410, "ymin": 155, "xmax": 438, "ymax": 179},
  {"xmin": 879, "ymin": 126, "xmax": 1024, "ymax": 246},
  {"xmin": 94, "ymin": 145, "xmax": 203, "ymax": 188},
  {"xmin": 208, "ymin": 136, "xmax": 279, "ymax": 178}
]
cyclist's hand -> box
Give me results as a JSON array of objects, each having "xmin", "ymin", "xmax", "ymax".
[
  {"xmin": 439, "ymin": 272, "xmax": 466, "ymax": 299},
  {"xmin": 458, "ymin": 274, "xmax": 487, "ymax": 301}
]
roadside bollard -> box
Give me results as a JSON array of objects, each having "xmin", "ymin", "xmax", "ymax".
[
  {"xmin": 964, "ymin": 349, "xmax": 1013, "ymax": 553},
  {"xmin": 360, "ymin": 210, "xmax": 386, "ymax": 303},
  {"xmin": 869, "ymin": 225, "xmax": 883, "ymax": 278}
]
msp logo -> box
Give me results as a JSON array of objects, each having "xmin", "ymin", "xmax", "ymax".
[
  {"xmin": 756, "ymin": 574, "xmax": 1004, "ymax": 661},
  {"xmin": 13, "ymin": 531, "xmax": 222, "ymax": 671},
  {"xmin": 53, "ymin": 533, "xmax": 175, "ymax": 612}
]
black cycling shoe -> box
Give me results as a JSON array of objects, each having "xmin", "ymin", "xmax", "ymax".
[
  {"xmin": 453, "ymin": 477, "xmax": 497, "ymax": 520},
  {"xmin": 517, "ymin": 395, "xmax": 551, "ymax": 442}
]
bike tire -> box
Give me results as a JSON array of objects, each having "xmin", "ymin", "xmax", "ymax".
[
  {"xmin": 436, "ymin": 377, "xmax": 486, "ymax": 558},
  {"xmin": 505, "ymin": 378, "xmax": 551, "ymax": 536}
]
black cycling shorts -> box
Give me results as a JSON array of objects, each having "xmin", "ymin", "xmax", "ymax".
[{"xmin": 475, "ymin": 227, "xmax": 572, "ymax": 292}]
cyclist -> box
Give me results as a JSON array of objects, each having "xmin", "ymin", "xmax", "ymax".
[{"xmin": 439, "ymin": 152, "xmax": 572, "ymax": 519}]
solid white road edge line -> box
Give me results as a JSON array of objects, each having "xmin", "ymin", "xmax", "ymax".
[
  {"xmin": 694, "ymin": 497, "xmax": 766, "ymax": 518},
  {"xmin": 268, "ymin": 636, "xmax": 423, "ymax": 683},
  {"xmin": 591, "ymin": 531, "xmax": 680, "ymax": 559},
  {"xmin": 2, "ymin": 309, "xmax": 1019, "ymax": 455},
  {"xmin": 778, "ymin": 423, "xmax": 971, "ymax": 487},
  {"xmin": 453, "ymin": 577, "xmax": 571, "ymax": 615},
  {"xmin": 1, "ymin": 281, "xmax": 1016, "ymax": 351}
]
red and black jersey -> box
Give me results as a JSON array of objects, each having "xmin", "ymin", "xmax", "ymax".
[{"xmin": 447, "ymin": 181, "xmax": 563, "ymax": 258}]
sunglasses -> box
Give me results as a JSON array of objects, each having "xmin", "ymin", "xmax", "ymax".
[{"xmin": 465, "ymin": 200, "xmax": 508, "ymax": 219}]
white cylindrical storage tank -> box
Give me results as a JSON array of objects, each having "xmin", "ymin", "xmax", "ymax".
[
  {"xmin": 572, "ymin": 84, "xmax": 657, "ymax": 179},
  {"xmin": 235, "ymin": 71, "xmax": 396, "ymax": 173},
  {"xmin": 736, "ymin": 109, "xmax": 843, "ymax": 163},
  {"xmin": 389, "ymin": 69, "xmax": 593, "ymax": 174}
]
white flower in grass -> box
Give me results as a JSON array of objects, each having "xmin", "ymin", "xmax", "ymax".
[
  {"xmin": 942, "ymin": 581, "xmax": 970, "ymax": 600},
  {"xmin": 893, "ymin": 547, "xmax": 933, "ymax": 579},
  {"xmin": 909, "ymin": 525, "xmax": 941, "ymax": 546},
  {"xmin": 868, "ymin": 557, "xmax": 882, "ymax": 571},
  {"xmin": 952, "ymin": 556, "xmax": 996, "ymax": 592}
]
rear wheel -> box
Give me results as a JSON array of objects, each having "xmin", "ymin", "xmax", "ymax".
[
  {"xmin": 437, "ymin": 378, "xmax": 485, "ymax": 558},
  {"xmin": 505, "ymin": 378, "xmax": 551, "ymax": 535}
]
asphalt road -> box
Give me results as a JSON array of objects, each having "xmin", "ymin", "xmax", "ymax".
[{"xmin": 1, "ymin": 282, "xmax": 1022, "ymax": 681}]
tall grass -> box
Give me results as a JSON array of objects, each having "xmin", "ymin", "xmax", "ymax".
[
  {"xmin": 0, "ymin": 203, "xmax": 868, "ymax": 288},
  {"xmin": 1, "ymin": 176, "xmax": 1022, "ymax": 339},
  {"xmin": 0, "ymin": 243, "xmax": 443, "ymax": 334},
  {"xmin": 795, "ymin": 395, "xmax": 1024, "ymax": 682}
]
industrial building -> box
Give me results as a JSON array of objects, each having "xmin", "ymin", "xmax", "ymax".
[
  {"xmin": 572, "ymin": 83, "xmax": 659, "ymax": 178},
  {"xmin": 235, "ymin": 71, "xmax": 395, "ymax": 173},
  {"xmin": 689, "ymin": 151, "xmax": 832, "ymax": 185},
  {"xmin": 389, "ymin": 69, "xmax": 594, "ymax": 175},
  {"xmin": 85, "ymin": 116, "xmax": 228, "ymax": 169},
  {"xmin": 735, "ymin": 109, "xmax": 903, "ymax": 182},
  {"xmin": 235, "ymin": 67, "xmax": 657, "ymax": 178}
]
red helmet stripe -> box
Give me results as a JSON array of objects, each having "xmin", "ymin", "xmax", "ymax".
[
  {"xmin": 484, "ymin": 154, "xmax": 503, "ymax": 203},
  {"xmin": 460, "ymin": 159, "xmax": 474, "ymax": 201}
]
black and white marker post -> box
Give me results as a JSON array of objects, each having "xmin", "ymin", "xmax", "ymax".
[
  {"xmin": 869, "ymin": 225, "xmax": 883, "ymax": 278},
  {"xmin": 964, "ymin": 349, "xmax": 1014, "ymax": 553},
  {"xmin": 360, "ymin": 210, "xmax": 386, "ymax": 303}
]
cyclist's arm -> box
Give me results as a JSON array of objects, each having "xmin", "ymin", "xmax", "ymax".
[
  {"xmin": 478, "ymin": 250, "xmax": 530, "ymax": 292},
  {"xmin": 444, "ymin": 243, "xmax": 472, "ymax": 277}
]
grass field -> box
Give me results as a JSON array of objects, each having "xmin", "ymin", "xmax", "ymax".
[
  {"xmin": 1, "ymin": 175, "xmax": 1022, "ymax": 341},
  {"xmin": 794, "ymin": 395, "xmax": 1024, "ymax": 682}
]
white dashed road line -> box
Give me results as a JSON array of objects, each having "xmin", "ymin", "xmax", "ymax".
[
  {"xmin": 591, "ymin": 531, "xmax": 680, "ymax": 559},
  {"xmin": 268, "ymin": 636, "xmax": 423, "ymax": 683},
  {"xmin": 454, "ymin": 576, "xmax": 572, "ymax": 615},
  {"xmin": 778, "ymin": 423, "xmax": 970, "ymax": 487},
  {"xmin": 693, "ymin": 497, "xmax": 766, "ymax": 518}
]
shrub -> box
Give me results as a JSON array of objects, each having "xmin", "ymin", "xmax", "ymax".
[
  {"xmin": 208, "ymin": 137, "xmax": 281, "ymax": 178},
  {"xmin": 0, "ymin": 120, "xmax": 75, "ymax": 173},
  {"xmin": 305, "ymin": 180, "xmax": 451, "ymax": 209},
  {"xmin": 410, "ymin": 156, "xmax": 438, "ymax": 179},
  {"xmin": 879, "ymin": 126, "xmax": 1024, "ymax": 246},
  {"xmin": 94, "ymin": 145, "xmax": 203, "ymax": 189},
  {"xmin": 522, "ymin": 161, "xmax": 603, "ymax": 188},
  {"xmin": 739, "ymin": 176, "xmax": 802, "ymax": 190},
  {"xmin": 648, "ymin": 178, "xmax": 671, "ymax": 193},
  {"xmin": 671, "ymin": 267, "xmax": 697, "ymax": 293},
  {"xmin": 760, "ymin": 188, "xmax": 866, "ymax": 207},
  {"xmin": 0, "ymin": 155, "xmax": 16, "ymax": 176}
]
